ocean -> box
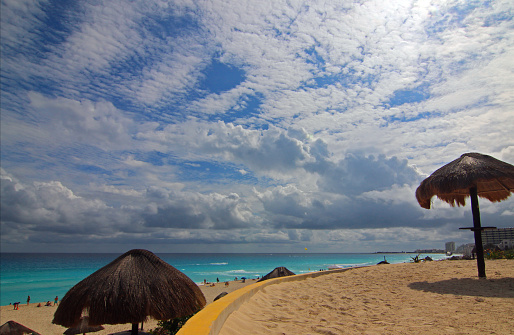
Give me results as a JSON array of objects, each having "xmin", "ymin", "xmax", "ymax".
[{"xmin": 0, "ymin": 252, "xmax": 448, "ymax": 306}]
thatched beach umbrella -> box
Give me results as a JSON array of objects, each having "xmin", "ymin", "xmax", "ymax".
[
  {"xmin": 0, "ymin": 321, "xmax": 41, "ymax": 335},
  {"xmin": 257, "ymin": 267, "xmax": 296, "ymax": 282},
  {"xmin": 416, "ymin": 153, "xmax": 514, "ymax": 278},
  {"xmin": 63, "ymin": 317, "xmax": 104, "ymax": 335},
  {"xmin": 53, "ymin": 249, "xmax": 206, "ymax": 335}
]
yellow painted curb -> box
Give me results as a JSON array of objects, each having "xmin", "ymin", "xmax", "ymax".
[{"xmin": 177, "ymin": 267, "xmax": 357, "ymax": 335}]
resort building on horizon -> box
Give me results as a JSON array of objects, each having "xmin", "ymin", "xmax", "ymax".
[
  {"xmin": 456, "ymin": 243, "xmax": 476, "ymax": 257},
  {"xmin": 445, "ymin": 242, "xmax": 455, "ymax": 254},
  {"xmin": 481, "ymin": 227, "xmax": 514, "ymax": 250},
  {"xmin": 454, "ymin": 228, "xmax": 514, "ymax": 257},
  {"xmin": 414, "ymin": 248, "xmax": 445, "ymax": 254}
]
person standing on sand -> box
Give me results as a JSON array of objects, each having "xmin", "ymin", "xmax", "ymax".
[
  {"xmin": 54, "ymin": 296, "xmax": 58, "ymax": 305},
  {"xmin": 27, "ymin": 295, "xmax": 30, "ymax": 305}
]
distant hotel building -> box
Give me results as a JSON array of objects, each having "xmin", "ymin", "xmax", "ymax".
[
  {"xmin": 481, "ymin": 228, "xmax": 514, "ymax": 249},
  {"xmin": 415, "ymin": 248, "xmax": 445, "ymax": 253},
  {"xmin": 456, "ymin": 243, "xmax": 475, "ymax": 256},
  {"xmin": 445, "ymin": 242, "xmax": 455, "ymax": 253}
]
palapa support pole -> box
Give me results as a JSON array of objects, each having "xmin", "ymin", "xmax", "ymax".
[
  {"xmin": 470, "ymin": 186, "xmax": 486, "ymax": 278},
  {"xmin": 131, "ymin": 323, "xmax": 138, "ymax": 335}
]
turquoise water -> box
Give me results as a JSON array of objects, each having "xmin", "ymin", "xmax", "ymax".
[{"xmin": 0, "ymin": 252, "xmax": 447, "ymax": 306}]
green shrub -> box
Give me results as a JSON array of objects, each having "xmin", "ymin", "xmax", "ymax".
[
  {"xmin": 150, "ymin": 314, "xmax": 195, "ymax": 335},
  {"xmin": 485, "ymin": 249, "xmax": 514, "ymax": 260},
  {"xmin": 504, "ymin": 249, "xmax": 514, "ymax": 259}
]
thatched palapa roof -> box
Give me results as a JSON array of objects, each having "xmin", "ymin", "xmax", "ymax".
[
  {"xmin": 53, "ymin": 249, "xmax": 206, "ymax": 328},
  {"xmin": 0, "ymin": 321, "xmax": 41, "ymax": 335},
  {"xmin": 258, "ymin": 267, "xmax": 296, "ymax": 282},
  {"xmin": 416, "ymin": 153, "xmax": 514, "ymax": 209}
]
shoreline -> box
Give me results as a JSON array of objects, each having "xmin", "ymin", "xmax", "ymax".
[
  {"xmin": 3, "ymin": 258, "xmax": 504, "ymax": 335},
  {"xmin": 0, "ymin": 278, "xmax": 258, "ymax": 334},
  {"xmin": 1, "ymin": 252, "xmax": 449, "ymax": 306}
]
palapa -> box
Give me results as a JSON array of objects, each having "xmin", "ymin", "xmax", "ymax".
[
  {"xmin": 416, "ymin": 152, "xmax": 514, "ymax": 278},
  {"xmin": 415, "ymin": 152, "xmax": 514, "ymax": 209},
  {"xmin": 257, "ymin": 267, "xmax": 296, "ymax": 282},
  {"xmin": 0, "ymin": 321, "xmax": 41, "ymax": 335},
  {"xmin": 53, "ymin": 249, "xmax": 206, "ymax": 335}
]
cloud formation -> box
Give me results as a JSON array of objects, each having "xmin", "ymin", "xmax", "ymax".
[{"xmin": 1, "ymin": 0, "xmax": 513, "ymax": 253}]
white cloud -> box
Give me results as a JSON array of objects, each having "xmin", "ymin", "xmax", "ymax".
[
  {"xmin": 143, "ymin": 188, "xmax": 259, "ymax": 229},
  {"xmin": 26, "ymin": 92, "xmax": 137, "ymax": 150},
  {"xmin": 129, "ymin": 43, "xmax": 208, "ymax": 106},
  {"xmin": 0, "ymin": 0, "xmax": 47, "ymax": 54},
  {"xmin": 0, "ymin": 169, "xmax": 115, "ymax": 231},
  {"xmin": 2, "ymin": 0, "xmax": 513, "ymax": 252}
]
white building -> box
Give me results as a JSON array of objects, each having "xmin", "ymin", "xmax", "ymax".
[
  {"xmin": 498, "ymin": 239, "xmax": 514, "ymax": 250},
  {"xmin": 456, "ymin": 243, "xmax": 475, "ymax": 257},
  {"xmin": 481, "ymin": 228, "xmax": 514, "ymax": 246},
  {"xmin": 445, "ymin": 242, "xmax": 455, "ymax": 253}
]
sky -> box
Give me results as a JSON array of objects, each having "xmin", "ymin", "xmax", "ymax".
[{"xmin": 1, "ymin": 0, "xmax": 513, "ymax": 254}]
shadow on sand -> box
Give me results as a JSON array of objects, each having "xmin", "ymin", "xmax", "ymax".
[{"xmin": 408, "ymin": 277, "xmax": 514, "ymax": 298}]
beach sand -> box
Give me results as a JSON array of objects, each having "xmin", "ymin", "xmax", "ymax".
[
  {"xmin": 0, "ymin": 279, "xmax": 257, "ymax": 335},
  {"xmin": 220, "ymin": 259, "xmax": 514, "ymax": 335},
  {"xmin": 3, "ymin": 260, "xmax": 513, "ymax": 334}
]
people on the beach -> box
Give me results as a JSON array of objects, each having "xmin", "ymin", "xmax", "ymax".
[
  {"xmin": 13, "ymin": 302, "xmax": 20, "ymax": 310},
  {"xmin": 54, "ymin": 296, "xmax": 59, "ymax": 305},
  {"xmin": 37, "ymin": 303, "xmax": 42, "ymax": 307},
  {"xmin": 27, "ymin": 295, "xmax": 30, "ymax": 305},
  {"xmin": 45, "ymin": 301, "xmax": 52, "ymax": 306}
]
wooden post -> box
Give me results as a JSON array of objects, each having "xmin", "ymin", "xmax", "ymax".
[
  {"xmin": 131, "ymin": 323, "xmax": 139, "ymax": 335},
  {"xmin": 470, "ymin": 186, "xmax": 486, "ymax": 278}
]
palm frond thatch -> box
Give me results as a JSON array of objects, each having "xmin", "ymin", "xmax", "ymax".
[
  {"xmin": 257, "ymin": 267, "xmax": 296, "ymax": 282},
  {"xmin": 0, "ymin": 321, "xmax": 41, "ymax": 335},
  {"xmin": 416, "ymin": 153, "xmax": 514, "ymax": 209},
  {"xmin": 52, "ymin": 249, "xmax": 206, "ymax": 328}
]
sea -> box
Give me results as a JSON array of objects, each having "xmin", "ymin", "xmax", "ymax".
[{"xmin": 0, "ymin": 252, "xmax": 449, "ymax": 306}]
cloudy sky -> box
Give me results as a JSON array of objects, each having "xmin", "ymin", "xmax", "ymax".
[{"xmin": 1, "ymin": 0, "xmax": 513, "ymax": 253}]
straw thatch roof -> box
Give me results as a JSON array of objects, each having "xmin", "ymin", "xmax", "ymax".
[
  {"xmin": 53, "ymin": 249, "xmax": 206, "ymax": 328},
  {"xmin": 63, "ymin": 317, "xmax": 104, "ymax": 334},
  {"xmin": 213, "ymin": 292, "xmax": 228, "ymax": 302},
  {"xmin": 257, "ymin": 267, "xmax": 296, "ymax": 282},
  {"xmin": 0, "ymin": 321, "xmax": 41, "ymax": 335},
  {"xmin": 416, "ymin": 153, "xmax": 514, "ymax": 209}
]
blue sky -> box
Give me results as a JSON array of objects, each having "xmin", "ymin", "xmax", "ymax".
[{"xmin": 1, "ymin": 0, "xmax": 513, "ymax": 253}]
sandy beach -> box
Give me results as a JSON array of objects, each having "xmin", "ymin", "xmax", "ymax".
[
  {"xmin": 220, "ymin": 259, "xmax": 514, "ymax": 335},
  {"xmin": 0, "ymin": 279, "xmax": 257, "ymax": 334},
  {"xmin": 2, "ymin": 260, "xmax": 513, "ymax": 334}
]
